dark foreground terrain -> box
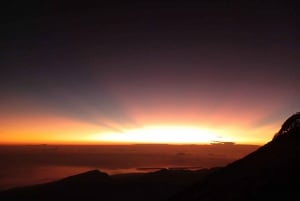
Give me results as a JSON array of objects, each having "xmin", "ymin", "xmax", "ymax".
[
  {"xmin": 0, "ymin": 168, "xmax": 219, "ymax": 201},
  {"xmin": 170, "ymin": 113, "xmax": 300, "ymax": 201},
  {"xmin": 1, "ymin": 112, "xmax": 300, "ymax": 201}
]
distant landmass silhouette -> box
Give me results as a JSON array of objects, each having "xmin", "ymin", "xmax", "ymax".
[{"xmin": 1, "ymin": 112, "xmax": 299, "ymax": 201}]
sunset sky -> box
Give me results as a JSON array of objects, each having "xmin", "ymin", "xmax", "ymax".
[{"xmin": 1, "ymin": 1, "xmax": 299, "ymax": 145}]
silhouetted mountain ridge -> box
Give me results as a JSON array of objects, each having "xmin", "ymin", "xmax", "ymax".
[
  {"xmin": 0, "ymin": 167, "xmax": 217, "ymax": 201},
  {"xmin": 57, "ymin": 169, "xmax": 110, "ymax": 183},
  {"xmin": 170, "ymin": 112, "xmax": 300, "ymax": 201}
]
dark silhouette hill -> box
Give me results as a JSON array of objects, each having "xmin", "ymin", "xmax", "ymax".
[
  {"xmin": 170, "ymin": 112, "xmax": 300, "ymax": 201},
  {"xmin": 0, "ymin": 169, "xmax": 113, "ymax": 201},
  {"xmin": 0, "ymin": 167, "xmax": 218, "ymax": 201}
]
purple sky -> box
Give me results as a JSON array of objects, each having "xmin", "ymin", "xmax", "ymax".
[{"xmin": 0, "ymin": 1, "xmax": 299, "ymax": 144}]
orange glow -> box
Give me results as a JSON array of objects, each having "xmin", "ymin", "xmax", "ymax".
[
  {"xmin": 0, "ymin": 114, "xmax": 106, "ymax": 145},
  {"xmin": 91, "ymin": 126, "xmax": 234, "ymax": 144},
  {"xmin": 0, "ymin": 111, "xmax": 280, "ymax": 145},
  {"xmin": 0, "ymin": 98, "xmax": 282, "ymax": 145}
]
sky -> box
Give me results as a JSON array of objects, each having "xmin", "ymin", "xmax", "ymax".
[{"xmin": 1, "ymin": 1, "xmax": 299, "ymax": 145}]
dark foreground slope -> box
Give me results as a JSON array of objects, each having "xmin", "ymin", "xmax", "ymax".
[
  {"xmin": 0, "ymin": 167, "xmax": 218, "ymax": 201},
  {"xmin": 170, "ymin": 113, "xmax": 300, "ymax": 201}
]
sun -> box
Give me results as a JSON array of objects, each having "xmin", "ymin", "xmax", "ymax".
[{"xmin": 91, "ymin": 126, "xmax": 223, "ymax": 144}]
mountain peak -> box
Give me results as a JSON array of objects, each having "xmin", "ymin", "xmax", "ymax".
[
  {"xmin": 56, "ymin": 169, "xmax": 110, "ymax": 185},
  {"xmin": 273, "ymin": 112, "xmax": 300, "ymax": 140},
  {"xmin": 170, "ymin": 112, "xmax": 300, "ymax": 201}
]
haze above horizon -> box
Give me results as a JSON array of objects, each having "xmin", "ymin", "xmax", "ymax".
[{"xmin": 1, "ymin": 2, "xmax": 299, "ymax": 145}]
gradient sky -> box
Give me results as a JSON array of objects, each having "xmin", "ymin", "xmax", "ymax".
[{"xmin": 1, "ymin": 1, "xmax": 299, "ymax": 145}]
